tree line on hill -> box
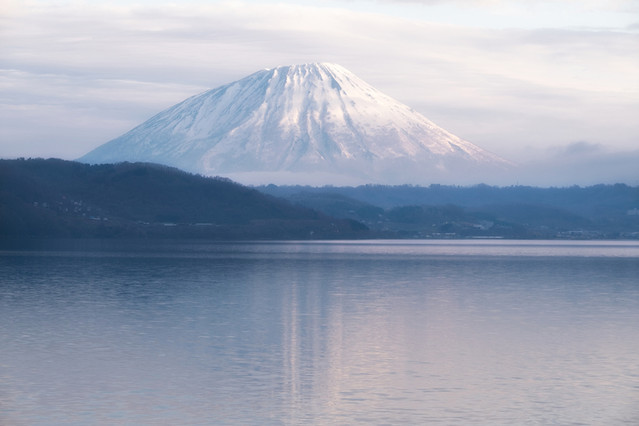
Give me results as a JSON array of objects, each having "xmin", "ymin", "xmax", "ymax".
[
  {"xmin": 257, "ymin": 183, "xmax": 639, "ymax": 239},
  {"xmin": 0, "ymin": 159, "xmax": 368, "ymax": 240},
  {"xmin": 2, "ymin": 158, "xmax": 637, "ymax": 240}
]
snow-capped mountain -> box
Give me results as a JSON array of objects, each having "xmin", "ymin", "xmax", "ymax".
[{"xmin": 80, "ymin": 63, "xmax": 511, "ymax": 185}]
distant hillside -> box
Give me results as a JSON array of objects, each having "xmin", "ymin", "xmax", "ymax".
[
  {"xmin": 258, "ymin": 184, "xmax": 639, "ymax": 239},
  {"xmin": 0, "ymin": 159, "xmax": 368, "ymax": 239}
]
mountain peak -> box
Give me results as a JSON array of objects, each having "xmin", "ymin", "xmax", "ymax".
[
  {"xmin": 270, "ymin": 62, "xmax": 348, "ymax": 73},
  {"xmin": 80, "ymin": 64, "xmax": 511, "ymax": 185}
]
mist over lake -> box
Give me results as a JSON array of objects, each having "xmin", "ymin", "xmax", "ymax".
[{"xmin": 2, "ymin": 240, "xmax": 638, "ymax": 424}]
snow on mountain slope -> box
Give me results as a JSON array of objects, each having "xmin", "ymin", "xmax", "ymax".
[{"xmin": 80, "ymin": 63, "xmax": 512, "ymax": 185}]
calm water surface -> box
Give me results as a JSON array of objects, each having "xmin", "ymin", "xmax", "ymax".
[{"xmin": 1, "ymin": 240, "xmax": 638, "ymax": 424}]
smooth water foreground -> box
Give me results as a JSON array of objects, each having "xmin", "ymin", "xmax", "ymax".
[{"xmin": 1, "ymin": 240, "xmax": 638, "ymax": 424}]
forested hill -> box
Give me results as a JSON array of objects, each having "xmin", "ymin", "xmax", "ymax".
[
  {"xmin": 258, "ymin": 183, "xmax": 639, "ymax": 239},
  {"xmin": 3, "ymin": 159, "xmax": 637, "ymax": 240},
  {"xmin": 0, "ymin": 159, "xmax": 368, "ymax": 239}
]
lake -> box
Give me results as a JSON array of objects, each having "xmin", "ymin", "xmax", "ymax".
[{"xmin": 1, "ymin": 239, "xmax": 638, "ymax": 424}]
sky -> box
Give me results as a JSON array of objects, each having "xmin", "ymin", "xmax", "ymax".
[{"xmin": 1, "ymin": 0, "xmax": 638, "ymax": 185}]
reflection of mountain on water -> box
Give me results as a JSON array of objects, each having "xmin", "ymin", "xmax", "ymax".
[
  {"xmin": 3, "ymin": 241, "xmax": 638, "ymax": 423},
  {"xmin": 277, "ymin": 256, "xmax": 462, "ymax": 417}
]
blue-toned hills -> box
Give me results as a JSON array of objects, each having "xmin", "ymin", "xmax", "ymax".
[{"xmin": 0, "ymin": 158, "xmax": 367, "ymax": 239}]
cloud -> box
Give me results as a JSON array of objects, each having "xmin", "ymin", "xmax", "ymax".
[
  {"xmin": 512, "ymin": 143, "xmax": 639, "ymax": 186},
  {"xmin": 557, "ymin": 141, "xmax": 604, "ymax": 156},
  {"xmin": 0, "ymin": 69, "xmax": 205, "ymax": 158},
  {"xmin": 377, "ymin": 0, "xmax": 638, "ymax": 10}
]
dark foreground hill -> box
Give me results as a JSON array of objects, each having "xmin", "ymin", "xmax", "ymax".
[{"xmin": 0, "ymin": 159, "xmax": 368, "ymax": 239}]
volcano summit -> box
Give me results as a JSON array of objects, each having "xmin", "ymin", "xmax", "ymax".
[{"xmin": 80, "ymin": 63, "xmax": 511, "ymax": 185}]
